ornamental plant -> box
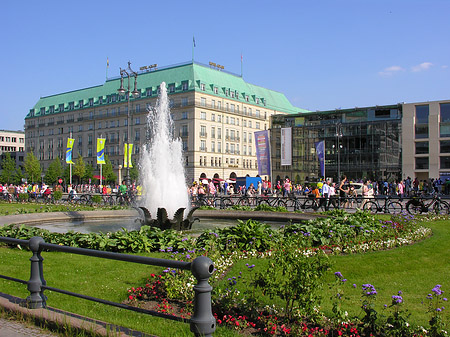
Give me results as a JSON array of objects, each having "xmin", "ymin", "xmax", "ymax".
[
  {"xmin": 426, "ymin": 284, "xmax": 448, "ymax": 337},
  {"xmin": 385, "ymin": 290, "xmax": 413, "ymax": 337}
]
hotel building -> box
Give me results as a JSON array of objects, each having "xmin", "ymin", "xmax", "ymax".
[{"xmin": 25, "ymin": 61, "xmax": 307, "ymax": 183}]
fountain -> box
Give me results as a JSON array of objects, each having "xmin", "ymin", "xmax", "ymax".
[{"xmin": 137, "ymin": 82, "xmax": 197, "ymax": 230}]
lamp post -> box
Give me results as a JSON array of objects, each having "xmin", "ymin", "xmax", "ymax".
[
  {"xmin": 117, "ymin": 61, "xmax": 139, "ymax": 187},
  {"xmin": 335, "ymin": 123, "xmax": 343, "ymax": 181}
]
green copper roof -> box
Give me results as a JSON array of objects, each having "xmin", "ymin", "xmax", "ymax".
[{"xmin": 27, "ymin": 62, "xmax": 308, "ymax": 119}]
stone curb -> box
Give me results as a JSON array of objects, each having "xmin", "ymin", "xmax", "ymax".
[{"xmin": 0, "ymin": 293, "xmax": 155, "ymax": 337}]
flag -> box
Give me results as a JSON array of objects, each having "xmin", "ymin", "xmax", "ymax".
[
  {"xmin": 193, "ymin": 36, "xmax": 196, "ymax": 47},
  {"xmin": 124, "ymin": 143, "xmax": 133, "ymax": 168},
  {"xmin": 66, "ymin": 138, "xmax": 74, "ymax": 164},
  {"xmin": 97, "ymin": 138, "xmax": 106, "ymax": 164},
  {"xmin": 315, "ymin": 140, "xmax": 325, "ymax": 177},
  {"xmin": 107, "ymin": 57, "xmax": 109, "ymax": 67}
]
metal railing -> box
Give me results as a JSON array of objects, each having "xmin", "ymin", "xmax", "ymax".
[{"xmin": 0, "ymin": 236, "xmax": 216, "ymax": 337}]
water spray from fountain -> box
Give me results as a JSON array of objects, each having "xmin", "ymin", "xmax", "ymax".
[{"xmin": 139, "ymin": 82, "xmax": 190, "ymax": 218}]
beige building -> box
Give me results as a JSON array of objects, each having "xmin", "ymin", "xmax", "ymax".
[
  {"xmin": 0, "ymin": 130, "xmax": 25, "ymax": 169},
  {"xmin": 25, "ymin": 61, "xmax": 307, "ymax": 183},
  {"xmin": 402, "ymin": 99, "xmax": 450, "ymax": 181}
]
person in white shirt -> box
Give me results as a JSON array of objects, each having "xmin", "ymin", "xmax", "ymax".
[{"xmin": 320, "ymin": 180, "xmax": 330, "ymax": 210}]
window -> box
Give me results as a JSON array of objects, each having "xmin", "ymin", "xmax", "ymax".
[
  {"xmin": 243, "ymin": 120, "xmax": 247, "ymax": 127},
  {"xmin": 212, "ymin": 100, "xmax": 215, "ymax": 109},
  {"xmin": 214, "ymin": 87, "xmax": 218, "ymax": 94},
  {"xmin": 182, "ymin": 111, "xmax": 188, "ymax": 119},
  {"xmin": 217, "ymin": 101, "xmax": 222, "ymax": 110},
  {"xmin": 200, "ymin": 140, "xmax": 206, "ymax": 151},
  {"xmin": 182, "ymin": 140, "xmax": 188, "ymax": 151},
  {"xmin": 230, "ymin": 104, "xmax": 235, "ymax": 112},
  {"xmin": 135, "ymin": 104, "xmax": 141, "ymax": 113},
  {"xmin": 441, "ymin": 140, "xmax": 450, "ymax": 153},
  {"xmin": 441, "ymin": 156, "xmax": 450, "ymax": 169},
  {"xmin": 415, "ymin": 105, "xmax": 429, "ymax": 139},
  {"xmin": 249, "ymin": 121, "xmax": 252, "ymax": 128},
  {"xmin": 226, "ymin": 116, "xmax": 229, "ymax": 124},
  {"xmin": 415, "ymin": 142, "xmax": 429, "ymax": 154},
  {"xmin": 243, "ymin": 145, "xmax": 247, "ymax": 155},
  {"xmin": 78, "ymin": 125, "xmax": 83, "ymax": 132},
  {"xmin": 211, "ymin": 127, "xmax": 215, "ymax": 138},
  {"xmin": 249, "ymin": 108, "xmax": 252, "ymax": 116},
  {"xmin": 218, "ymin": 114, "xmax": 222, "ymax": 122},
  {"xmin": 182, "ymin": 81, "xmax": 188, "ymax": 91},
  {"xmin": 230, "ymin": 117, "xmax": 235, "ymax": 125},
  {"xmin": 249, "ymin": 145, "xmax": 252, "ymax": 155},
  {"xmin": 169, "ymin": 84, "xmax": 175, "ymax": 93},
  {"xmin": 415, "ymin": 157, "xmax": 429, "ymax": 169},
  {"xmin": 218, "ymin": 142, "xmax": 222, "ymax": 153},
  {"xmin": 211, "ymin": 141, "xmax": 215, "ymax": 152},
  {"xmin": 256, "ymin": 122, "xmax": 260, "ymax": 129},
  {"xmin": 59, "ymin": 103, "xmax": 65, "ymax": 112},
  {"xmin": 211, "ymin": 113, "xmax": 215, "ymax": 121},
  {"xmin": 200, "ymin": 83, "xmax": 205, "ymax": 91},
  {"xmin": 200, "ymin": 125, "xmax": 207, "ymax": 137},
  {"xmin": 79, "ymin": 100, "xmax": 84, "ymax": 108},
  {"xmin": 181, "ymin": 125, "xmax": 188, "ymax": 137},
  {"xmin": 226, "ymin": 103, "xmax": 229, "ymax": 111},
  {"xmin": 218, "ymin": 128, "xmax": 222, "ymax": 138},
  {"xmin": 440, "ymin": 103, "xmax": 450, "ymax": 137},
  {"xmin": 69, "ymin": 102, "xmax": 74, "ymax": 110},
  {"xmin": 181, "ymin": 97, "xmax": 188, "ymax": 106},
  {"xmin": 200, "ymin": 111, "xmax": 206, "ymax": 120},
  {"xmin": 135, "ymin": 117, "xmax": 141, "ymax": 125},
  {"xmin": 231, "ymin": 91, "xmax": 235, "ymax": 98},
  {"xmin": 201, "ymin": 97, "xmax": 206, "ymax": 107},
  {"xmin": 256, "ymin": 110, "xmax": 260, "ymax": 118},
  {"xmin": 146, "ymin": 88, "xmax": 152, "ymax": 96},
  {"xmin": 245, "ymin": 95, "xmax": 249, "ymax": 102}
]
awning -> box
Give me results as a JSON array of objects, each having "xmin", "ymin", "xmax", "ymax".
[{"xmin": 93, "ymin": 175, "xmax": 105, "ymax": 179}]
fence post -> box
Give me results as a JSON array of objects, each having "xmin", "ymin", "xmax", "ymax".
[
  {"xmin": 25, "ymin": 236, "xmax": 47, "ymax": 309},
  {"xmin": 190, "ymin": 256, "xmax": 216, "ymax": 337}
]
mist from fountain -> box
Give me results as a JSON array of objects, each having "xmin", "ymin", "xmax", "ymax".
[{"xmin": 139, "ymin": 82, "xmax": 190, "ymax": 218}]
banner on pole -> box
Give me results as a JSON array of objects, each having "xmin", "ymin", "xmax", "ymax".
[
  {"xmin": 128, "ymin": 143, "xmax": 133, "ymax": 168},
  {"xmin": 124, "ymin": 143, "xmax": 133, "ymax": 168},
  {"xmin": 281, "ymin": 128, "xmax": 292, "ymax": 166},
  {"xmin": 97, "ymin": 138, "xmax": 106, "ymax": 164},
  {"xmin": 315, "ymin": 140, "xmax": 325, "ymax": 177},
  {"xmin": 66, "ymin": 138, "xmax": 74, "ymax": 164},
  {"xmin": 254, "ymin": 130, "xmax": 271, "ymax": 176}
]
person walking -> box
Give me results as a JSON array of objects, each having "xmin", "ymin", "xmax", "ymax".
[{"xmin": 321, "ymin": 180, "xmax": 330, "ymax": 211}]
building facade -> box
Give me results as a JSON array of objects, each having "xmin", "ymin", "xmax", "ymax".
[
  {"xmin": 270, "ymin": 104, "xmax": 403, "ymax": 183},
  {"xmin": 0, "ymin": 130, "xmax": 25, "ymax": 170},
  {"xmin": 402, "ymin": 99, "xmax": 450, "ymax": 181},
  {"xmin": 25, "ymin": 61, "xmax": 307, "ymax": 183}
]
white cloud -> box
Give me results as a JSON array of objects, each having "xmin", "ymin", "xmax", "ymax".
[
  {"xmin": 411, "ymin": 62, "xmax": 433, "ymax": 72},
  {"xmin": 442, "ymin": 65, "xmax": 448, "ymax": 69},
  {"xmin": 379, "ymin": 65, "xmax": 405, "ymax": 77}
]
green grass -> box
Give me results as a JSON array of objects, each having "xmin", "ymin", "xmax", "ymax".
[
  {"xmin": 320, "ymin": 218, "xmax": 450, "ymax": 326},
  {"xmin": 0, "ymin": 248, "xmax": 238, "ymax": 337}
]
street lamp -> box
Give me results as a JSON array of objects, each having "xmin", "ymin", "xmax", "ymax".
[
  {"xmin": 335, "ymin": 123, "xmax": 343, "ymax": 181},
  {"xmin": 118, "ymin": 61, "xmax": 139, "ymax": 187}
]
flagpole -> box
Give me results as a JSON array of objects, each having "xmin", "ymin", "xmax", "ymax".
[
  {"xmin": 324, "ymin": 139, "xmax": 326, "ymax": 179},
  {"xmin": 192, "ymin": 36, "xmax": 195, "ymax": 62},
  {"xmin": 69, "ymin": 132, "xmax": 72, "ymax": 186},
  {"xmin": 240, "ymin": 52, "xmax": 243, "ymax": 77},
  {"xmin": 106, "ymin": 57, "xmax": 109, "ymax": 81}
]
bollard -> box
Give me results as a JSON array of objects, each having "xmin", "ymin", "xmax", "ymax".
[
  {"xmin": 190, "ymin": 256, "xmax": 216, "ymax": 337},
  {"xmin": 25, "ymin": 236, "xmax": 47, "ymax": 309}
]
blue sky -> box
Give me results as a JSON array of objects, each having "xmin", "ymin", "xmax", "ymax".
[{"xmin": 2, "ymin": 0, "xmax": 449, "ymax": 131}]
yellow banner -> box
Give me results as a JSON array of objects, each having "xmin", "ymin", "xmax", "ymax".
[
  {"xmin": 128, "ymin": 144, "xmax": 133, "ymax": 168},
  {"xmin": 97, "ymin": 138, "xmax": 106, "ymax": 164},
  {"xmin": 124, "ymin": 143, "xmax": 133, "ymax": 168}
]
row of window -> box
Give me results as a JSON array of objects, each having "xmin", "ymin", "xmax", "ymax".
[
  {"xmin": 198, "ymin": 155, "xmax": 258, "ymax": 169},
  {"xmin": 0, "ymin": 136, "xmax": 23, "ymax": 143},
  {"xmin": 199, "ymin": 98, "xmax": 267, "ymax": 118},
  {"xmin": 416, "ymin": 156, "xmax": 450, "ymax": 170},
  {"xmin": 198, "ymin": 140, "xmax": 253, "ymax": 155},
  {"xmin": 415, "ymin": 103, "xmax": 450, "ymax": 139},
  {"xmin": 199, "ymin": 83, "xmax": 265, "ymax": 106},
  {"xmin": 415, "ymin": 140, "xmax": 450, "ymax": 154},
  {"xmin": 0, "ymin": 146, "xmax": 23, "ymax": 152}
]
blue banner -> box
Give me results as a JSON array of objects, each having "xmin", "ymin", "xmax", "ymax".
[
  {"xmin": 254, "ymin": 130, "xmax": 271, "ymax": 176},
  {"xmin": 315, "ymin": 140, "xmax": 325, "ymax": 177}
]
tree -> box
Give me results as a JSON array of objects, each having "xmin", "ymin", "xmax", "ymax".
[
  {"xmin": 13, "ymin": 168, "xmax": 25, "ymax": 185},
  {"xmin": 102, "ymin": 155, "xmax": 117, "ymax": 184},
  {"xmin": 73, "ymin": 154, "xmax": 86, "ymax": 184},
  {"xmin": 129, "ymin": 161, "xmax": 139, "ymax": 183},
  {"xmin": 83, "ymin": 164, "xmax": 94, "ymax": 183},
  {"xmin": 0, "ymin": 153, "xmax": 17, "ymax": 184},
  {"xmin": 24, "ymin": 152, "xmax": 41, "ymax": 184},
  {"xmin": 44, "ymin": 158, "xmax": 63, "ymax": 185}
]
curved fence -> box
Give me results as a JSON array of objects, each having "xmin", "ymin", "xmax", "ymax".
[{"xmin": 0, "ymin": 236, "xmax": 216, "ymax": 337}]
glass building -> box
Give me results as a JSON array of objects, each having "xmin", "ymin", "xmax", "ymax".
[{"xmin": 270, "ymin": 104, "xmax": 402, "ymax": 183}]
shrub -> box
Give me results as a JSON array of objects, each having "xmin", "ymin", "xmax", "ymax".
[
  {"xmin": 18, "ymin": 193, "xmax": 29, "ymax": 202},
  {"xmin": 53, "ymin": 190, "xmax": 63, "ymax": 201}
]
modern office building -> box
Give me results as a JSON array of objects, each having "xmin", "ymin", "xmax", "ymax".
[
  {"xmin": 402, "ymin": 99, "xmax": 450, "ymax": 181},
  {"xmin": 270, "ymin": 104, "xmax": 403, "ymax": 183},
  {"xmin": 25, "ymin": 61, "xmax": 307, "ymax": 183},
  {"xmin": 0, "ymin": 130, "xmax": 25, "ymax": 170}
]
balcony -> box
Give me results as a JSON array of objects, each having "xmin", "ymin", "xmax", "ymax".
[
  {"xmin": 199, "ymin": 147, "xmax": 208, "ymax": 152},
  {"xmin": 199, "ymin": 132, "xmax": 207, "ymax": 138}
]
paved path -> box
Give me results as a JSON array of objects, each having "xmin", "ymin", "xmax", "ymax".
[{"xmin": 0, "ymin": 317, "xmax": 59, "ymax": 337}]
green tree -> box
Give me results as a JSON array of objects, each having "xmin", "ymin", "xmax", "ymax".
[
  {"xmin": 83, "ymin": 164, "xmax": 94, "ymax": 183},
  {"xmin": 130, "ymin": 161, "xmax": 139, "ymax": 183},
  {"xmin": 73, "ymin": 154, "xmax": 86, "ymax": 184},
  {"xmin": 44, "ymin": 158, "xmax": 63, "ymax": 185},
  {"xmin": 13, "ymin": 167, "xmax": 25, "ymax": 185},
  {"xmin": 102, "ymin": 155, "xmax": 116, "ymax": 184},
  {"xmin": 0, "ymin": 153, "xmax": 17, "ymax": 184},
  {"xmin": 24, "ymin": 152, "xmax": 41, "ymax": 184}
]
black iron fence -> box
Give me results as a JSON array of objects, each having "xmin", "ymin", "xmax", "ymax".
[{"xmin": 0, "ymin": 236, "xmax": 216, "ymax": 337}]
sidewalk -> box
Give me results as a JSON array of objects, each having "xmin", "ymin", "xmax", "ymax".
[{"xmin": 0, "ymin": 317, "xmax": 58, "ymax": 337}]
